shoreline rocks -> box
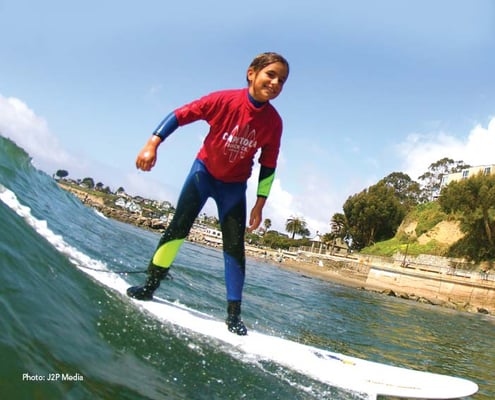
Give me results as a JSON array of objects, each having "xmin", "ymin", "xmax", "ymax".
[{"xmin": 60, "ymin": 184, "xmax": 168, "ymax": 231}]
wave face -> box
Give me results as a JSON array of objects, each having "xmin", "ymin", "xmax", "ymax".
[{"xmin": 0, "ymin": 135, "xmax": 493, "ymax": 399}]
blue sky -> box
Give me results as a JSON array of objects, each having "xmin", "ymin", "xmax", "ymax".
[{"xmin": 1, "ymin": 0, "xmax": 495, "ymax": 234}]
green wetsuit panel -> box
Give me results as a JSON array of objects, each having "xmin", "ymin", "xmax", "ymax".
[
  {"xmin": 257, "ymin": 167, "xmax": 275, "ymax": 197},
  {"xmin": 152, "ymin": 238, "xmax": 185, "ymax": 268}
]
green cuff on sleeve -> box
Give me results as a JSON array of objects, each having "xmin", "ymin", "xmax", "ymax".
[{"xmin": 257, "ymin": 169, "xmax": 275, "ymax": 197}]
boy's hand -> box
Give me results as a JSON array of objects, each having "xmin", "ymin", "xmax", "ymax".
[
  {"xmin": 247, "ymin": 197, "xmax": 266, "ymax": 232},
  {"xmin": 136, "ymin": 136, "xmax": 161, "ymax": 171}
]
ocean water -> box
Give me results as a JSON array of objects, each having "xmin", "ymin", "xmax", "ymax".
[{"xmin": 0, "ymin": 135, "xmax": 493, "ymax": 400}]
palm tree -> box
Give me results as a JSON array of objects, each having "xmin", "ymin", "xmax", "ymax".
[
  {"xmin": 330, "ymin": 212, "xmax": 347, "ymax": 238},
  {"xmin": 285, "ymin": 215, "xmax": 308, "ymax": 239},
  {"xmin": 329, "ymin": 212, "xmax": 348, "ymax": 254},
  {"xmin": 263, "ymin": 218, "xmax": 272, "ymax": 232}
]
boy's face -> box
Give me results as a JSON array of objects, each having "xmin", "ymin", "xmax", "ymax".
[{"xmin": 247, "ymin": 62, "xmax": 288, "ymax": 103}]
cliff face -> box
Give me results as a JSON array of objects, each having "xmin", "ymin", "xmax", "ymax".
[{"xmin": 399, "ymin": 219, "xmax": 464, "ymax": 246}]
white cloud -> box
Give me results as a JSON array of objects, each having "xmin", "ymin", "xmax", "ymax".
[
  {"xmin": 247, "ymin": 165, "xmax": 339, "ymax": 236},
  {"xmin": 466, "ymin": 119, "xmax": 495, "ymax": 162},
  {"xmin": 0, "ymin": 95, "xmax": 74, "ymax": 172},
  {"xmin": 246, "ymin": 165, "xmax": 293, "ymax": 233},
  {"xmin": 398, "ymin": 117, "xmax": 495, "ymax": 181},
  {"xmin": 258, "ymin": 177, "xmax": 294, "ymax": 231},
  {"xmin": 0, "ymin": 94, "xmax": 124, "ymax": 186}
]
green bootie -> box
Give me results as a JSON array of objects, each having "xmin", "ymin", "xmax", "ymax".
[
  {"xmin": 225, "ymin": 301, "xmax": 247, "ymax": 336},
  {"xmin": 127, "ymin": 264, "xmax": 169, "ymax": 300}
]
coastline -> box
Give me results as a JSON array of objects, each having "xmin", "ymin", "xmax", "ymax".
[
  {"xmin": 245, "ymin": 247, "xmax": 368, "ymax": 289},
  {"xmin": 59, "ymin": 183, "xmax": 370, "ymax": 288},
  {"xmin": 59, "ymin": 183, "xmax": 494, "ymax": 316},
  {"xmin": 245, "ymin": 246, "xmax": 495, "ymax": 315}
]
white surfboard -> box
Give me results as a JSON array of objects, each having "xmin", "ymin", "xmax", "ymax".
[
  {"xmin": 0, "ymin": 186, "xmax": 479, "ymax": 400},
  {"xmin": 126, "ymin": 293, "xmax": 478, "ymax": 400}
]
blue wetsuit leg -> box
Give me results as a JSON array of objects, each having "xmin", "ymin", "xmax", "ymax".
[
  {"xmin": 152, "ymin": 160, "xmax": 210, "ymax": 259},
  {"xmin": 211, "ymin": 180, "xmax": 247, "ymax": 302}
]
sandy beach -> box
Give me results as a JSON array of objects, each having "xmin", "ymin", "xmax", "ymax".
[{"xmin": 248, "ymin": 252, "xmax": 368, "ymax": 289}]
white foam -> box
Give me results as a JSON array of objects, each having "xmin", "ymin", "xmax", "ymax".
[
  {"xmin": 93, "ymin": 208, "xmax": 108, "ymax": 219},
  {"xmin": 0, "ymin": 184, "xmax": 129, "ymax": 293}
]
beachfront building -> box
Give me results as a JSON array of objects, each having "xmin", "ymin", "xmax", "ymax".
[
  {"xmin": 203, "ymin": 227, "xmax": 223, "ymax": 245},
  {"xmin": 440, "ymin": 164, "xmax": 495, "ymax": 189}
]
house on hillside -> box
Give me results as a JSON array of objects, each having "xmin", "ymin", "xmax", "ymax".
[
  {"xmin": 115, "ymin": 197, "xmax": 142, "ymax": 214},
  {"xmin": 116, "ymin": 188, "xmax": 129, "ymax": 198},
  {"xmin": 440, "ymin": 164, "xmax": 495, "ymax": 189}
]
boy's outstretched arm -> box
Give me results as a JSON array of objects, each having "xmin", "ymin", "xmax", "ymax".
[{"xmin": 136, "ymin": 112, "xmax": 179, "ymax": 171}]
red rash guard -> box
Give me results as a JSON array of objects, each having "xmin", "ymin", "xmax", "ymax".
[{"xmin": 174, "ymin": 88, "xmax": 283, "ymax": 183}]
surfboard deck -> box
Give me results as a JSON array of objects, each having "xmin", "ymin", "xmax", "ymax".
[{"xmin": 100, "ymin": 273, "xmax": 477, "ymax": 400}]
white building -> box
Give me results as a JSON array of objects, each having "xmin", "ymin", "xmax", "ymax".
[
  {"xmin": 115, "ymin": 198, "xmax": 142, "ymax": 214},
  {"xmin": 440, "ymin": 164, "xmax": 495, "ymax": 188}
]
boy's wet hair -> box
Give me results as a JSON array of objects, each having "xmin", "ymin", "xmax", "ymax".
[{"xmin": 247, "ymin": 52, "xmax": 289, "ymax": 82}]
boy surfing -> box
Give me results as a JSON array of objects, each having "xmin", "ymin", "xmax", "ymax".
[{"xmin": 128, "ymin": 52, "xmax": 289, "ymax": 335}]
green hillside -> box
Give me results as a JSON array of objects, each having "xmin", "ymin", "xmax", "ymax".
[{"xmin": 360, "ymin": 202, "xmax": 462, "ymax": 257}]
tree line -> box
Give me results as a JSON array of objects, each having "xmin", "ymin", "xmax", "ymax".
[
  {"xmin": 54, "ymin": 170, "xmax": 125, "ymax": 195},
  {"xmin": 328, "ymin": 158, "xmax": 495, "ymax": 262}
]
